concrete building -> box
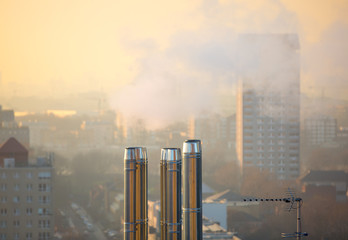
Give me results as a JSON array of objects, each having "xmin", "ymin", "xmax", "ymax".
[
  {"xmin": 203, "ymin": 202, "xmax": 228, "ymax": 230},
  {"xmin": 301, "ymin": 170, "xmax": 348, "ymax": 202},
  {"xmin": 0, "ymin": 106, "xmax": 29, "ymax": 148},
  {"xmin": 188, "ymin": 114, "xmax": 236, "ymax": 150},
  {"xmin": 304, "ymin": 115, "xmax": 337, "ymax": 147},
  {"xmin": 236, "ymin": 34, "xmax": 300, "ymax": 180},
  {"xmin": 0, "ymin": 138, "xmax": 54, "ymax": 240},
  {"xmin": 20, "ymin": 121, "xmax": 50, "ymax": 148},
  {"xmin": 337, "ymin": 127, "xmax": 348, "ymax": 147},
  {"xmin": 203, "ymin": 216, "xmax": 236, "ymax": 240},
  {"xmin": 79, "ymin": 120, "xmax": 115, "ymax": 148}
]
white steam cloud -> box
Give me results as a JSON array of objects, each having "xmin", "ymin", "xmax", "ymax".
[{"xmin": 111, "ymin": 0, "xmax": 348, "ymax": 129}]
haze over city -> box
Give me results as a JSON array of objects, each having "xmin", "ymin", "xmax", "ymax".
[
  {"xmin": 0, "ymin": 1, "xmax": 347, "ymax": 240},
  {"xmin": 1, "ymin": 0, "xmax": 348, "ymax": 125}
]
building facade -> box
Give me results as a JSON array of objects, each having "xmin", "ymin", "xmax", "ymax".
[
  {"xmin": 304, "ymin": 115, "xmax": 337, "ymax": 147},
  {"xmin": 0, "ymin": 105, "xmax": 29, "ymax": 148},
  {"xmin": 0, "ymin": 138, "xmax": 54, "ymax": 240},
  {"xmin": 236, "ymin": 34, "xmax": 301, "ymax": 180},
  {"xmin": 188, "ymin": 114, "xmax": 236, "ymax": 150}
]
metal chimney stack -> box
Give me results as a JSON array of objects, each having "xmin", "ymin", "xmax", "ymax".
[
  {"xmin": 160, "ymin": 148, "xmax": 168, "ymax": 240},
  {"xmin": 182, "ymin": 140, "xmax": 202, "ymax": 240},
  {"xmin": 124, "ymin": 148, "xmax": 137, "ymax": 240},
  {"xmin": 124, "ymin": 147, "xmax": 148, "ymax": 240},
  {"xmin": 161, "ymin": 148, "xmax": 182, "ymax": 240}
]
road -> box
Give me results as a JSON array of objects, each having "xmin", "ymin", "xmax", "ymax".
[{"xmin": 63, "ymin": 205, "xmax": 108, "ymax": 240}]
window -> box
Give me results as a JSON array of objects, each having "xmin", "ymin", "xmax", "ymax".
[
  {"xmin": 0, "ymin": 197, "xmax": 7, "ymax": 203},
  {"xmin": 13, "ymin": 220, "xmax": 20, "ymax": 228},
  {"xmin": 26, "ymin": 196, "xmax": 33, "ymax": 203},
  {"xmin": 0, "ymin": 233, "xmax": 6, "ymax": 240},
  {"xmin": 27, "ymin": 184, "xmax": 33, "ymax": 191},
  {"xmin": 26, "ymin": 220, "xmax": 32, "ymax": 228},
  {"xmin": 38, "ymin": 208, "xmax": 50, "ymax": 216},
  {"xmin": 39, "ymin": 184, "xmax": 50, "ymax": 192},
  {"xmin": 0, "ymin": 209, "xmax": 7, "ymax": 216},
  {"xmin": 26, "ymin": 233, "xmax": 32, "ymax": 240},
  {"xmin": 1, "ymin": 172, "xmax": 6, "ymax": 179},
  {"xmin": 1, "ymin": 184, "xmax": 7, "ymax": 191},
  {"xmin": 257, "ymin": 146, "xmax": 264, "ymax": 151},
  {"xmin": 13, "ymin": 196, "xmax": 20, "ymax": 203},
  {"xmin": 13, "ymin": 172, "xmax": 19, "ymax": 178},
  {"xmin": 38, "ymin": 172, "xmax": 51, "ymax": 179},
  {"xmin": 38, "ymin": 232, "xmax": 50, "ymax": 240},
  {"xmin": 14, "ymin": 208, "xmax": 20, "ymax": 216},
  {"xmin": 39, "ymin": 220, "xmax": 50, "ymax": 229},
  {"xmin": 39, "ymin": 196, "xmax": 50, "ymax": 204},
  {"xmin": 26, "ymin": 172, "xmax": 32, "ymax": 179},
  {"xmin": 0, "ymin": 220, "xmax": 6, "ymax": 228},
  {"xmin": 14, "ymin": 184, "xmax": 20, "ymax": 191},
  {"xmin": 14, "ymin": 233, "xmax": 19, "ymax": 240},
  {"xmin": 26, "ymin": 208, "xmax": 32, "ymax": 216}
]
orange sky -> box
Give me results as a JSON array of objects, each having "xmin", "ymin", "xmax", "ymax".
[{"xmin": 0, "ymin": 0, "xmax": 347, "ymax": 100}]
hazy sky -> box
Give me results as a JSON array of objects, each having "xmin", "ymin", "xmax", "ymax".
[{"xmin": 0, "ymin": 0, "xmax": 348, "ymax": 118}]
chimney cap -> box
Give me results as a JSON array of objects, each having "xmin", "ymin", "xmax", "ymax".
[
  {"xmin": 124, "ymin": 147, "xmax": 147, "ymax": 161},
  {"xmin": 183, "ymin": 139, "xmax": 201, "ymax": 153},
  {"xmin": 163, "ymin": 148, "xmax": 181, "ymax": 161}
]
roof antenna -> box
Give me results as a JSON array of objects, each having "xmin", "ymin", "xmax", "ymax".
[{"xmin": 243, "ymin": 188, "xmax": 308, "ymax": 239}]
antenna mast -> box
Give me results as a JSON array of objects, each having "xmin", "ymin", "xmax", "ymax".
[{"xmin": 243, "ymin": 188, "xmax": 308, "ymax": 239}]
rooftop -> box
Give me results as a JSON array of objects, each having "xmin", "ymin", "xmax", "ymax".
[
  {"xmin": 301, "ymin": 170, "xmax": 348, "ymax": 183},
  {"xmin": 0, "ymin": 137, "xmax": 28, "ymax": 154}
]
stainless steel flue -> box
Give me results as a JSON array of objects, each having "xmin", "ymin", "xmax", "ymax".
[
  {"xmin": 135, "ymin": 147, "xmax": 148, "ymax": 240},
  {"xmin": 124, "ymin": 148, "xmax": 137, "ymax": 240},
  {"xmin": 160, "ymin": 148, "xmax": 168, "ymax": 240},
  {"xmin": 124, "ymin": 147, "xmax": 148, "ymax": 240},
  {"xmin": 166, "ymin": 148, "xmax": 182, "ymax": 240},
  {"xmin": 182, "ymin": 140, "xmax": 202, "ymax": 240}
]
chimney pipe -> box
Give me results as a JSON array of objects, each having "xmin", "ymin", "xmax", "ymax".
[
  {"xmin": 182, "ymin": 140, "xmax": 202, "ymax": 240},
  {"xmin": 166, "ymin": 148, "xmax": 182, "ymax": 240},
  {"xmin": 160, "ymin": 148, "xmax": 168, "ymax": 240},
  {"xmin": 124, "ymin": 147, "xmax": 148, "ymax": 240},
  {"xmin": 135, "ymin": 147, "xmax": 148, "ymax": 240},
  {"xmin": 124, "ymin": 148, "xmax": 137, "ymax": 240}
]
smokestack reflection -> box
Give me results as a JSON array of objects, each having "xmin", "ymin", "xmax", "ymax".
[{"xmin": 182, "ymin": 140, "xmax": 202, "ymax": 240}]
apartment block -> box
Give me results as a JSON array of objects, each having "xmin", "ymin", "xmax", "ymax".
[
  {"xmin": 0, "ymin": 138, "xmax": 54, "ymax": 240},
  {"xmin": 304, "ymin": 115, "xmax": 337, "ymax": 147},
  {"xmin": 236, "ymin": 34, "xmax": 300, "ymax": 180}
]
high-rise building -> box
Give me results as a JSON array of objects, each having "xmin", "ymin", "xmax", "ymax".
[
  {"xmin": 0, "ymin": 138, "xmax": 54, "ymax": 240},
  {"xmin": 236, "ymin": 34, "xmax": 300, "ymax": 180},
  {"xmin": 304, "ymin": 115, "xmax": 337, "ymax": 147}
]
